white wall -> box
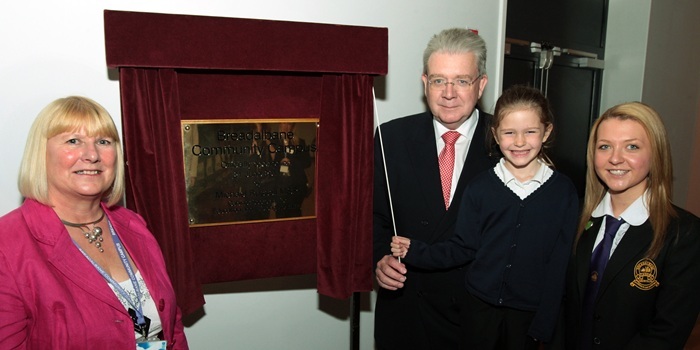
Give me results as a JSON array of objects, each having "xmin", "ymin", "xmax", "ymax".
[
  {"xmin": 0, "ymin": 1, "xmax": 506, "ymax": 349},
  {"xmin": 600, "ymin": 0, "xmax": 700, "ymax": 211},
  {"xmin": 641, "ymin": 0, "xmax": 700, "ymax": 210},
  {"xmin": 599, "ymin": 0, "xmax": 651, "ymax": 110}
]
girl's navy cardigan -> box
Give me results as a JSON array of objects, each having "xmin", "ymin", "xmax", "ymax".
[{"xmin": 404, "ymin": 168, "xmax": 579, "ymax": 342}]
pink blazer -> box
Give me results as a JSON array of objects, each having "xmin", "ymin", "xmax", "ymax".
[{"xmin": 0, "ymin": 199, "xmax": 188, "ymax": 349}]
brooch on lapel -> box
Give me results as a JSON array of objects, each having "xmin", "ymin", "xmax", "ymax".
[
  {"xmin": 585, "ymin": 220, "xmax": 593, "ymax": 230},
  {"xmin": 630, "ymin": 258, "xmax": 660, "ymax": 290}
]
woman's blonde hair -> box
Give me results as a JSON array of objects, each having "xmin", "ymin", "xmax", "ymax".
[
  {"xmin": 576, "ymin": 102, "xmax": 675, "ymax": 259},
  {"xmin": 18, "ymin": 96, "xmax": 125, "ymax": 207}
]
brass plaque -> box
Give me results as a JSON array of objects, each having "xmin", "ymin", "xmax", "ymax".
[{"xmin": 182, "ymin": 119, "xmax": 318, "ymax": 227}]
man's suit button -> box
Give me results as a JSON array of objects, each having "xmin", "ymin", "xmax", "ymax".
[
  {"xmin": 420, "ymin": 221, "xmax": 429, "ymax": 226},
  {"xmin": 593, "ymin": 337, "xmax": 601, "ymax": 345}
]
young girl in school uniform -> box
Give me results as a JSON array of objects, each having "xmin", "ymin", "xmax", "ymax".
[{"xmin": 391, "ymin": 85, "xmax": 579, "ymax": 349}]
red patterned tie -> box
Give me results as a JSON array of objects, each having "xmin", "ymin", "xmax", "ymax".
[{"xmin": 439, "ymin": 131, "xmax": 461, "ymax": 209}]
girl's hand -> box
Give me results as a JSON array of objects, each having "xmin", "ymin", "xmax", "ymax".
[{"xmin": 390, "ymin": 236, "xmax": 411, "ymax": 259}]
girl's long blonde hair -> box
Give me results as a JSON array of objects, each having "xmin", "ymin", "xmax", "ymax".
[{"xmin": 575, "ymin": 102, "xmax": 675, "ymax": 259}]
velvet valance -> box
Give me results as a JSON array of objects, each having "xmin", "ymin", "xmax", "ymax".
[{"xmin": 105, "ymin": 10, "xmax": 386, "ymax": 315}]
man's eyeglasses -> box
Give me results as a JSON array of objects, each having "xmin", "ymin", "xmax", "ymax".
[{"xmin": 428, "ymin": 75, "xmax": 482, "ymax": 90}]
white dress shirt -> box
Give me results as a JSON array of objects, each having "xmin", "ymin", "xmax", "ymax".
[{"xmin": 590, "ymin": 191, "xmax": 650, "ymax": 256}]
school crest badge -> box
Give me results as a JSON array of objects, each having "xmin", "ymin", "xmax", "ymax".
[{"xmin": 630, "ymin": 258, "xmax": 660, "ymax": 290}]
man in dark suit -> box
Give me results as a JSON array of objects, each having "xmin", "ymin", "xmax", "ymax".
[{"xmin": 373, "ymin": 28, "xmax": 496, "ymax": 349}]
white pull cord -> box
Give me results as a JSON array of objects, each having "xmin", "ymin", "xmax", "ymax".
[{"xmin": 372, "ymin": 88, "xmax": 400, "ymax": 263}]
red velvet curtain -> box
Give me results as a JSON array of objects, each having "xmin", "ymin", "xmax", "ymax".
[
  {"xmin": 118, "ymin": 68, "xmax": 205, "ymax": 315},
  {"xmin": 117, "ymin": 68, "xmax": 373, "ymax": 312},
  {"xmin": 316, "ymin": 74, "xmax": 374, "ymax": 298}
]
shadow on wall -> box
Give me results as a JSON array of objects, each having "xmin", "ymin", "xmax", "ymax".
[{"xmin": 182, "ymin": 274, "xmax": 373, "ymax": 326}]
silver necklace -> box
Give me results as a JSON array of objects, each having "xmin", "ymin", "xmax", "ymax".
[{"xmin": 61, "ymin": 212, "xmax": 106, "ymax": 253}]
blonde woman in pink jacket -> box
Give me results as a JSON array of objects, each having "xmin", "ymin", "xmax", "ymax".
[{"xmin": 0, "ymin": 96, "xmax": 188, "ymax": 349}]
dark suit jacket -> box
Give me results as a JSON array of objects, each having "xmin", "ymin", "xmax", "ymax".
[
  {"xmin": 563, "ymin": 207, "xmax": 700, "ymax": 350},
  {"xmin": 373, "ymin": 110, "xmax": 495, "ymax": 349}
]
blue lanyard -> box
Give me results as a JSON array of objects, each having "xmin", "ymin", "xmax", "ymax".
[{"xmin": 72, "ymin": 219, "xmax": 146, "ymax": 327}]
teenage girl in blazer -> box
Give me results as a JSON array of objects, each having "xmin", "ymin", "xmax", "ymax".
[{"xmin": 563, "ymin": 102, "xmax": 700, "ymax": 349}]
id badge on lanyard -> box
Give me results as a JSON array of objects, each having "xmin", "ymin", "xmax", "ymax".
[
  {"xmin": 73, "ymin": 220, "xmax": 167, "ymax": 349},
  {"xmin": 136, "ymin": 340, "xmax": 167, "ymax": 349}
]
